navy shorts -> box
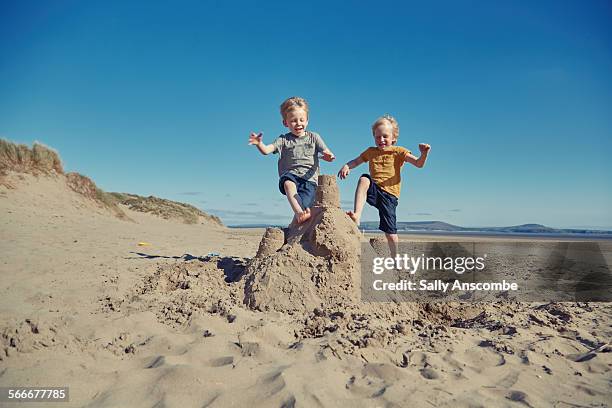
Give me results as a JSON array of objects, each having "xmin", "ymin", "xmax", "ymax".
[
  {"xmin": 279, "ymin": 173, "xmax": 317, "ymax": 209},
  {"xmin": 361, "ymin": 174, "xmax": 398, "ymax": 234}
]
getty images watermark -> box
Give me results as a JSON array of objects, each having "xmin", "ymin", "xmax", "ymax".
[
  {"xmin": 371, "ymin": 252, "xmax": 517, "ymax": 293},
  {"xmin": 361, "ymin": 241, "xmax": 612, "ymax": 302}
]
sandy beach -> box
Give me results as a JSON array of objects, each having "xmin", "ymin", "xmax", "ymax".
[
  {"xmin": 3, "ymin": 1, "xmax": 612, "ymax": 405},
  {"xmin": 1, "ymin": 154, "xmax": 610, "ymax": 408}
]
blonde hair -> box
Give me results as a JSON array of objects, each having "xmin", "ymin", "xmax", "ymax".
[
  {"xmin": 280, "ymin": 96, "xmax": 309, "ymax": 120},
  {"xmin": 371, "ymin": 114, "xmax": 399, "ymax": 144}
]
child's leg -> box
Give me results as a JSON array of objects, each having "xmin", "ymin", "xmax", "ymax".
[
  {"xmin": 283, "ymin": 179, "xmax": 311, "ymax": 224},
  {"xmin": 347, "ymin": 175, "xmax": 370, "ymax": 225},
  {"xmin": 385, "ymin": 233, "xmax": 399, "ymax": 263}
]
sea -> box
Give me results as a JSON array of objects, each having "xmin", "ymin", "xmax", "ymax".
[{"xmin": 228, "ymin": 225, "xmax": 612, "ymax": 240}]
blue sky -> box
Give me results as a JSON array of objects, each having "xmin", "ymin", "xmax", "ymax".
[{"xmin": 1, "ymin": 0, "xmax": 611, "ymax": 228}]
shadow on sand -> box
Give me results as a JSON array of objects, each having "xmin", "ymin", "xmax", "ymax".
[{"xmin": 127, "ymin": 252, "xmax": 248, "ymax": 283}]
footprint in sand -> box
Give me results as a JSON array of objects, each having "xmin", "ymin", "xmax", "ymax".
[
  {"xmin": 420, "ymin": 367, "xmax": 439, "ymax": 380},
  {"xmin": 506, "ymin": 390, "xmax": 534, "ymax": 407},
  {"xmin": 239, "ymin": 341, "xmax": 260, "ymax": 357},
  {"xmin": 207, "ymin": 356, "xmax": 234, "ymax": 367},
  {"xmin": 257, "ymin": 369, "xmax": 288, "ymax": 398},
  {"xmin": 496, "ymin": 371, "xmax": 520, "ymax": 388},
  {"xmin": 146, "ymin": 355, "xmax": 166, "ymax": 368}
]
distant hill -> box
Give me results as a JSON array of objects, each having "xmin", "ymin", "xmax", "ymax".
[
  {"xmin": 359, "ymin": 220, "xmax": 611, "ymax": 235},
  {"xmin": 360, "ymin": 220, "xmax": 465, "ymax": 231}
]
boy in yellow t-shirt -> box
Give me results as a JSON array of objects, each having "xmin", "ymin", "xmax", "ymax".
[{"xmin": 338, "ymin": 114, "xmax": 431, "ymax": 257}]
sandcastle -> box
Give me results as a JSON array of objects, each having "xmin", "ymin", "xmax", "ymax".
[{"xmin": 244, "ymin": 175, "xmax": 362, "ymax": 313}]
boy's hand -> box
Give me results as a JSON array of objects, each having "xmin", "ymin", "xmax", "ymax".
[
  {"xmin": 338, "ymin": 164, "xmax": 350, "ymax": 179},
  {"xmin": 321, "ymin": 151, "xmax": 336, "ymax": 162},
  {"xmin": 249, "ymin": 132, "xmax": 263, "ymax": 146},
  {"xmin": 419, "ymin": 143, "xmax": 431, "ymax": 153}
]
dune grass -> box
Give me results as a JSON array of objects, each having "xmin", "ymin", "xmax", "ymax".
[
  {"xmin": 0, "ymin": 139, "xmax": 63, "ymax": 175},
  {"xmin": 65, "ymin": 172, "xmax": 130, "ymax": 220},
  {"xmin": 111, "ymin": 192, "xmax": 223, "ymax": 226}
]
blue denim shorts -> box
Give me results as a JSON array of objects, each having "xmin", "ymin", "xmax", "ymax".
[
  {"xmin": 279, "ymin": 173, "xmax": 317, "ymax": 209},
  {"xmin": 361, "ymin": 174, "xmax": 398, "ymax": 234}
]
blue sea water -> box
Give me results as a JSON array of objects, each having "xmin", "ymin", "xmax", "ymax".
[
  {"xmin": 391, "ymin": 230, "xmax": 612, "ymax": 240},
  {"xmin": 228, "ymin": 225, "xmax": 612, "ymax": 240}
]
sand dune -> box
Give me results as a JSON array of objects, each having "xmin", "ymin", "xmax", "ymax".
[{"xmin": 1, "ymin": 156, "xmax": 611, "ymax": 406}]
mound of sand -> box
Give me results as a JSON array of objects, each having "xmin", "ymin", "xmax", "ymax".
[
  {"xmin": 133, "ymin": 254, "xmax": 247, "ymax": 327},
  {"xmin": 0, "ymin": 139, "xmax": 222, "ymax": 225},
  {"xmin": 1, "ymin": 139, "xmax": 129, "ymax": 218},
  {"xmin": 243, "ymin": 175, "xmax": 362, "ymax": 313},
  {"xmin": 0, "ymin": 317, "xmax": 69, "ymax": 358},
  {"xmin": 239, "ymin": 176, "xmax": 492, "ymax": 352}
]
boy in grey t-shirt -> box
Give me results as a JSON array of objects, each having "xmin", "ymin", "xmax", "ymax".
[{"xmin": 249, "ymin": 96, "xmax": 335, "ymax": 224}]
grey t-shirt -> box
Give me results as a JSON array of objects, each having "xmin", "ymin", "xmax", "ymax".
[{"xmin": 272, "ymin": 131, "xmax": 328, "ymax": 183}]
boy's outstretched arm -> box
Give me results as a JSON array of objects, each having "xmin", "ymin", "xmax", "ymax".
[
  {"xmin": 248, "ymin": 132, "xmax": 276, "ymax": 155},
  {"xmin": 338, "ymin": 156, "xmax": 365, "ymax": 179},
  {"xmin": 405, "ymin": 143, "xmax": 431, "ymax": 168},
  {"xmin": 320, "ymin": 149, "xmax": 336, "ymax": 162}
]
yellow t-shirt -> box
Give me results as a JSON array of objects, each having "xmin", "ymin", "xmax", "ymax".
[{"xmin": 359, "ymin": 146, "xmax": 411, "ymax": 198}]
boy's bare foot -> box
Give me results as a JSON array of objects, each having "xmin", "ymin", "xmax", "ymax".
[
  {"xmin": 346, "ymin": 211, "xmax": 360, "ymax": 226},
  {"xmin": 296, "ymin": 208, "xmax": 311, "ymax": 224}
]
